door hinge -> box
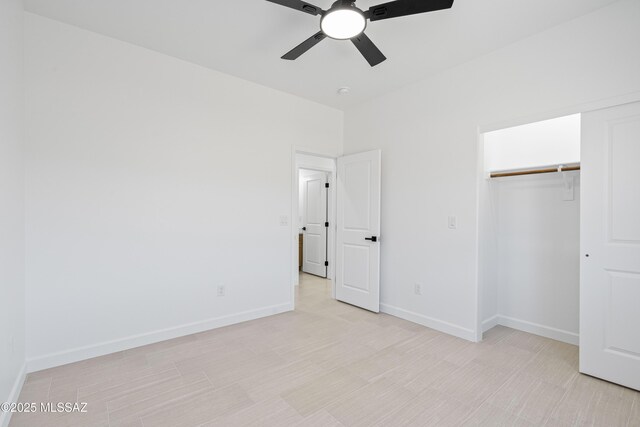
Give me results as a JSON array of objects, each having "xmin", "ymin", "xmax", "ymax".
[
  {"xmin": 325, "ymin": 222, "xmax": 329, "ymax": 227},
  {"xmin": 324, "ymin": 261, "xmax": 329, "ymax": 267},
  {"xmin": 325, "ymin": 183, "xmax": 329, "ymax": 188}
]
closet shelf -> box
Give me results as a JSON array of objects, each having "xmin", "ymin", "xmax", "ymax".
[{"xmin": 490, "ymin": 163, "xmax": 580, "ymax": 178}]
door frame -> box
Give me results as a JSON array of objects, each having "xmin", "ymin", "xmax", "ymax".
[{"xmin": 291, "ymin": 148, "xmax": 337, "ymax": 308}]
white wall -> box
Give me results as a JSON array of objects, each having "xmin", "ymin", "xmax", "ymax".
[
  {"xmin": 0, "ymin": 0, "xmax": 26, "ymax": 424},
  {"xmin": 343, "ymin": 0, "xmax": 640, "ymax": 340},
  {"xmin": 485, "ymin": 114, "xmax": 581, "ymax": 172},
  {"xmin": 24, "ymin": 13, "xmax": 343, "ymax": 370},
  {"xmin": 488, "ymin": 173, "xmax": 581, "ymax": 344}
]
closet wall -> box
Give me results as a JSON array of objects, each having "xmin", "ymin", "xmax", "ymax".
[{"xmin": 493, "ymin": 173, "xmax": 580, "ymax": 343}]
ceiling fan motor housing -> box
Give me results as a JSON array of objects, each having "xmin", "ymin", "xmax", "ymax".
[{"xmin": 321, "ymin": 0, "xmax": 367, "ymax": 39}]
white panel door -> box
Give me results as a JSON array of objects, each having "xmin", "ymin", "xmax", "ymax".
[
  {"xmin": 302, "ymin": 172, "xmax": 328, "ymax": 277},
  {"xmin": 581, "ymin": 102, "xmax": 640, "ymax": 391},
  {"xmin": 336, "ymin": 150, "xmax": 381, "ymax": 312}
]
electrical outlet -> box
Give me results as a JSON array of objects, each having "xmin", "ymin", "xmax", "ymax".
[
  {"xmin": 217, "ymin": 285, "xmax": 226, "ymax": 297},
  {"xmin": 414, "ymin": 283, "xmax": 422, "ymax": 295},
  {"xmin": 279, "ymin": 215, "xmax": 289, "ymax": 226}
]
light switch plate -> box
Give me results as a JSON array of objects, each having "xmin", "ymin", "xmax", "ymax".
[{"xmin": 448, "ymin": 216, "xmax": 457, "ymax": 229}]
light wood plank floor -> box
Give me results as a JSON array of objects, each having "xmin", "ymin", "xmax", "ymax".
[{"xmin": 11, "ymin": 273, "xmax": 640, "ymax": 426}]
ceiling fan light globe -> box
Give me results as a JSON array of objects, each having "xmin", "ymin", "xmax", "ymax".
[{"xmin": 320, "ymin": 8, "xmax": 366, "ymax": 40}]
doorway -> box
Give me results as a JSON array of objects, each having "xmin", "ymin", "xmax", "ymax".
[
  {"xmin": 478, "ymin": 113, "xmax": 582, "ymax": 345},
  {"xmin": 291, "ymin": 149, "xmax": 383, "ymax": 313},
  {"xmin": 291, "ymin": 152, "xmax": 337, "ymax": 296}
]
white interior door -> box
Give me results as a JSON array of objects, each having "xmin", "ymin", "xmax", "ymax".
[
  {"xmin": 336, "ymin": 150, "xmax": 381, "ymax": 312},
  {"xmin": 581, "ymin": 101, "xmax": 640, "ymax": 391},
  {"xmin": 302, "ymin": 172, "xmax": 328, "ymax": 277}
]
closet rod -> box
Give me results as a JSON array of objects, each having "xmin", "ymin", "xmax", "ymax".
[{"xmin": 490, "ymin": 163, "xmax": 580, "ymax": 178}]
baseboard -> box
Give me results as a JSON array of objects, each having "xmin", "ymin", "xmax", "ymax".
[
  {"xmin": 380, "ymin": 303, "xmax": 477, "ymax": 342},
  {"xmin": 494, "ymin": 315, "xmax": 579, "ymax": 345},
  {"xmin": 27, "ymin": 303, "xmax": 292, "ymax": 373},
  {"xmin": 0, "ymin": 362, "xmax": 27, "ymax": 427},
  {"xmin": 482, "ymin": 315, "xmax": 499, "ymax": 332}
]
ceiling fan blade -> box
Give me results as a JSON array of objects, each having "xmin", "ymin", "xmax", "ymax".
[
  {"xmin": 265, "ymin": 0, "xmax": 324, "ymax": 16},
  {"xmin": 351, "ymin": 33, "xmax": 386, "ymax": 67},
  {"xmin": 282, "ymin": 31, "xmax": 327, "ymax": 60},
  {"xmin": 367, "ymin": 0, "xmax": 454, "ymax": 22}
]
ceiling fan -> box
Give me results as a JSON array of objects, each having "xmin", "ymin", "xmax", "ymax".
[{"xmin": 266, "ymin": 0, "xmax": 454, "ymax": 67}]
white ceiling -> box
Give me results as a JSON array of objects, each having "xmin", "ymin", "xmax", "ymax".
[{"xmin": 24, "ymin": 0, "xmax": 619, "ymax": 110}]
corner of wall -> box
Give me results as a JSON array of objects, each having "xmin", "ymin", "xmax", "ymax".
[
  {"xmin": 0, "ymin": 363, "xmax": 27, "ymax": 427},
  {"xmin": 0, "ymin": 0, "xmax": 27, "ymax": 422}
]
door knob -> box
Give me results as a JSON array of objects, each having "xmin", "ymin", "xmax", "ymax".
[
  {"xmin": 365, "ymin": 236, "xmax": 378, "ymax": 242},
  {"xmin": 302, "ymin": 227, "xmax": 306, "ymax": 231}
]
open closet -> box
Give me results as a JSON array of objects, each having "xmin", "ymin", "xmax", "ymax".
[
  {"xmin": 479, "ymin": 114, "xmax": 582, "ymax": 345},
  {"xmin": 480, "ymin": 102, "xmax": 640, "ymax": 391}
]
